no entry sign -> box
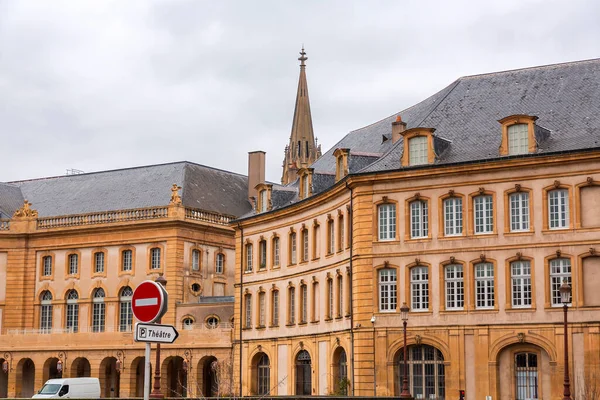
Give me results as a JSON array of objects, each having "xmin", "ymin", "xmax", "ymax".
[{"xmin": 132, "ymin": 281, "xmax": 168, "ymax": 323}]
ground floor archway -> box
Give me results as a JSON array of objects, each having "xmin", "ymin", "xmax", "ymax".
[
  {"xmin": 130, "ymin": 357, "xmax": 152, "ymax": 398},
  {"xmin": 394, "ymin": 344, "xmax": 446, "ymax": 399},
  {"xmin": 163, "ymin": 356, "xmax": 186, "ymax": 398},
  {"xmin": 99, "ymin": 357, "xmax": 119, "ymax": 398},
  {"xmin": 295, "ymin": 350, "xmax": 312, "ymax": 396},
  {"xmin": 497, "ymin": 343, "xmax": 551, "ymax": 400},
  {"xmin": 0, "ymin": 358, "xmax": 8, "ymax": 398},
  {"xmin": 70, "ymin": 357, "xmax": 91, "ymax": 378},
  {"xmin": 16, "ymin": 358, "xmax": 35, "ymax": 398},
  {"xmin": 43, "ymin": 358, "xmax": 61, "ymax": 383},
  {"xmin": 197, "ymin": 356, "xmax": 218, "ymax": 397}
]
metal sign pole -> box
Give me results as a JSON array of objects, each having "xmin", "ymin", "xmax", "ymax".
[{"xmin": 144, "ymin": 342, "xmax": 151, "ymax": 400}]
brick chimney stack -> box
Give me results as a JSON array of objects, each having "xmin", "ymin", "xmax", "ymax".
[
  {"xmin": 248, "ymin": 151, "xmax": 266, "ymax": 201},
  {"xmin": 392, "ymin": 115, "xmax": 407, "ymax": 144}
]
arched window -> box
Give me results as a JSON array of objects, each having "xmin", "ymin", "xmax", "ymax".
[
  {"xmin": 206, "ymin": 316, "xmax": 219, "ymax": 329},
  {"xmin": 333, "ymin": 348, "xmax": 348, "ymax": 395},
  {"xmin": 257, "ymin": 354, "xmax": 270, "ymax": 395},
  {"xmin": 396, "ymin": 345, "xmax": 445, "ymax": 398},
  {"xmin": 119, "ymin": 286, "xmax": 133, "ymax": 332},
  {"xmin": 182, "ymin": 317, "xmax": 194, "ymax": 330},
  {"xmin": 65, "ymin": 290, "xmax": 79, "ymax": 332},
  {"xmin": 40, "ymin": 291, "xmax": 53, "ymax": 333},
  {"xmin": 295, "ymin": 350, "xmax": 312, "ymax": 395},
  {"xmin": 515, "ymin": 352, "xmax": 538, "ymax": 399},
  {"xmin": 92, "ymin": 288, "xmax": 106, "ymax": 332}
]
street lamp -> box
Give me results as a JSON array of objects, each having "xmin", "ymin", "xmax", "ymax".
[
  {"xmin": 151, "ymin": 274, "xmax": 168, "ymax": 399},
  {"xmin": 400, "ymin": 303, "xmax": 412, "ymax": 399},
  {"xmin": 560, "ymin": 280, "xmax": 572, "ymax": 400},
  {"xmin": 371, "ymin": 315, "xmax": 376, "ymax": 397}
]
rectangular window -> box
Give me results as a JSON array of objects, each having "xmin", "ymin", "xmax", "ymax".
[
  {"xmin": 444, "ymin": 197, "xmax": 463, "ymax": 236},
  {"xmin": 410, "ymin": 200, "xmax": 429, "ymax": 238},
  {"xmin": 475, "ymin": 263, "xmax": 495, "ymax": 309},
  {"xmin": 474, "ymin": 195, "xmax": 494, "ymax": 234},
  {"xmin": 337, "ymin": 275, "xmax": 343, "ymax": 317},
  {"xmin": 290, "ymin": 233, "xmax": 297, "ymax": 264},
  {"xmin": 302, "ymin": 175, "xmax": 309, "ymax": 198},
  {"xmin": 328, "ymin": 220, "xmax": 335, "ymax": 254},
  {"xmin": 510, "ymin": 192, "xmax": 530, "ymax": 232},
  {"xmin": 300, "ymin": 285, "xmax": 307, "ymax": 323},
  {"xmin": 259, "ymin": 241, "xmax": 267, "ymax": 269},
  {"xmin": 244, "ymin": 294, "xmax": 252, "ymax": 328},
  {"xmin": 550, "ymin": 258, "xmax": 571, "ymax": 306},
  {"xmin": 289, "ymin": 287, "xmax": 296, "ymax": 324},
  {"xmin": 272, "ymin": 290, "xmax": 279, "ymax": 326},
  {"xmin": 66, "ymin": 303, "xmax": 79, "ymax": 332},
  {"xmin": 511, "ymin": 261, "xmax": 532, "ymax": 308},
  {"xmin": 191, "ymin": 249, "xmax": 200, "ymax": 271},
  {"xmin": 150, "ymin": 248, "xmax": 161, "ymax": 270},
  {"xmin": 41, "ymin": 304, "xmax": 53, "ymax": 333},
  {"xmin": 92, "ymin": 302, "xmax": 105, "ymax": 332},
  {"xmin": 378, "ymin": 204, "xmax": 396, "ymax": 241},
  {"xmin": 302, "ymin": 230, "xmax": 309, "ymax": 262},
  {"xmin": 68, "ymin": 254, "xmax": 78, "ymax": 275},
  {"xmin": 260, "ymin": 189, "xmax": 267, "ymax": 212},
  {"xmin": 445, "ymin": 265, "xmax": 464, "ymax": 310},
  {"xmin": 246, "ymin": 244, "xmax": 253, "ymax": 272},
  {"xmin": 410, "ymin": 267, "xmax": 429, "ymax": 311},
  {"xmin": 119, "ymin": 300, "xmax": 133, "ymax": 332},
  {"xmin": 338, "ymin": 216, "xmax": 344, "ymax": 251},
  {"xmin": 215, "ymin": 253, "xmax": 224, "ymax": 274},
  {"xmin": 508, "ymin": 123, "xmax": 529, "ymax": 155},
  {"xmin": 379, "ymin": 268, "xmax": 397, "ymax": 312},
  {"xmin": 122, "ymin": 250, "xmax": 132, "ymax": 272},
  {"xmin": 273, "ymin": 237, "xmax": 280, "ymax": 267},
  {"xmin": 548, "ymin": 189, "xmax": 569, "ymax": 229},
  {"xmin": 328, "ymin": 279, "xmax": 334, "ymax": 319},
  {"xmin": 94, "ymin": 252, "xmax": 105, "ymax": 273},
  {"xmin": 42, "ymin": 256, "xmax": 52, "ymax": 276},
  {"xmin": 409, "ymin": 136, "xmax": 428, "ymax": 165},
  {"xmin": 259, "ymin": 292, "xmax": 266, "ymax": 326}
]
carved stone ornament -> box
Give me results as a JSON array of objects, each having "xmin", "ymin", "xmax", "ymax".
[
  {"xmin": 301, "ymin": 223, "xmax": 306, "ymax": 231},
  {"xmin": 299, "ymin": 341, "xmax": 304, "ymax": 349},
  {"xmin": 313, "ymin": 218, "xmax": 319, "ymax": 226},
  {"xmin": 480, "ymin": 254, "xmax": 486, "ymax": 262},
  {"xmin": 299, "ymin": 279, "xmax": 305, "ymax": 286},
  {"xmin": 271, "ymin": 283, "xmax": 276, "ymax": 289},
  {"xmin": 516, "ymin": 252, "xmax": 523, "ymax": 261},
  {"xmin": 590, "ymin": 248, "xmax": 597, "ymax": 256},
  {"xmin": 553, "ymin": 180, "xmax": 561, "ymax": 188},
  {"xmin": 95, "ymin": 280, "xmax": 102, "ymax": 288},
  {"xmin": 382, "ymin": 196, "xmax": 388, "ymax": 203},
  {"xmin": 517, "ymin": 332, "xmax": 525, "ymax": 343},
  {"xmin": 312, "ymin": 276, "xmax": 317, "ymax": 283},
  {"xmin": 384, "ymin": 261, "xmax": 389, "ymax": 268},
  {"xmin": 170, "ymin": 184, "xmax": 182, "ymax": 205},
  {"xmin": 556, "ymin": 250, "xmax": 562, "ymax": 258},
  {"xmin": 448, "ymin": 189, "xmax": 455, "ymax": 197},
  {"xmin": 587, "ymin": 176, "xmax": 594, "ymax": 185},
  {"xmin": 13, "ymin": 200, "xmax": 38, "ymax": 218},
  {"xmin": 414, "ymin": 335, "xmax": 422, "ymax": 346},
  {"xmin": 336, "ymin": 337, "xmax": 340, "ymax": 345},
  {"xmin": 515, "ymin": 184, "xmax": 522, "ymax": 192},
  {"xmin": 337, "ymin": 209, "xmax": 342, "ymax": 216},
  {"xmin": 258, "ymin": 286, "xmax": 263, "ymax": 292},
  {"xmin": 449, "ymin": 256, "xmax": 456, "ymax": 264},
  {"xmin": 414, "ymin": 192, "xmax": 421, "ymax": 200},
  {"xmin": 415, "ymin": 257, "xmax": 421, "ymax": 265},
  {"xmin": 478, "ymin": 187, "xmax": 485, "ymax": 195},
  {"xmin": 257, "ymin": 345, "xmax": 262, "ymax": 352}
]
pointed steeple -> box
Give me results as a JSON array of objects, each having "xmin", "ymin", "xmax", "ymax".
[{"xmin": 282, "ymin": 47, "xmax": 321, "ymax": 185}]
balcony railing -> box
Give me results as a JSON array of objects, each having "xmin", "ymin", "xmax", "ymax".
[
  {"xmin": 37, "ymin": 207, "xmax": 169, "ymax": 229},
  {"xmin": 185, "ymin": 207, "xmax": 235, "ymax": 226},
  {"xmin": 0, "ymin": 219, "xmax": 9, "ymax": 230}
]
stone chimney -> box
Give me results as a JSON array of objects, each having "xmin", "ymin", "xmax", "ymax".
[
  {"xmin": 392, "ymin": 115, "xmax": 407, "ymax": 144},
  {"xmin": 248, "ymin": 151, "xmax": 266, "ymax": 201}
]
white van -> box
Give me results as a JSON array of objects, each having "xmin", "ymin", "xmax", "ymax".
[{"xmin": 32, "ymin": 378, "xmax": 101, "ymax": 399}]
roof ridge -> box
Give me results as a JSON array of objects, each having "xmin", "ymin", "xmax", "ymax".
[{"xmin": 460, "ymin": 57, "xmax": 600, "ymax": 80}]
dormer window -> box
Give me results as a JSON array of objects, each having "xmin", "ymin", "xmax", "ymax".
[
  {"xmin": 498, "ymin": 115, "xmax": 539, "ymax": 156},
  {"xmin": 408, "ymin": 136, "xmax": 428, "ymax": 165},
  {"xmin": 255, "ymin": 183, "xmax": 272, "ymax": 213},
  {"xmin": 333, "ymin": 148, "xmax": 350, "ymax": 182},
  {"xmin": 298, "ymin": 168, "xmax": 314, "ymax": 200}
]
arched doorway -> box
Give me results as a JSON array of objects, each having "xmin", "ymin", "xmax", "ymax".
[
  {"xmin": 394, "ymin": 345, "xmax": 445, "ymax": 399},
  {"xmin": 197, "ymin": 356, "xmax": 218, "ymax": 397},
  {"xmin": 164, "ymin": 356, "xmax": 186, "ymax": 398},
  {"xmin": 497, "ymin": 344, "xmax": 551, "ymax": 400},
  {"xmin": 16, "ymin": 358, "xmax": 35, "ymax": 398},
  {"xmin": 99, "ymin": 357, "xmax": 119, "ymax": 398},
  {"xmin": 250, "ymin": 352, "xmax": 270, "ymax": 395},
  {"xmin": 0, "ymin": 358, "xmax": 8, "ymax": 398},
  {"xmin": 70, "ymin": 357, "xmax": 91, "ymax": 378},
  {"xmin": 130, "ymin": 357, "xmax": 151, "ymax": 398},
  {"xmin": 43, "ymin": 358, "xmax": 61, "ymax": 382},
  {"xmin": 332, "ymin": 347, "xmax": 348, "ymax": 395},
  {"xmin": 295, "ymin": 350, "xmax": 312, "ymax": 395}
]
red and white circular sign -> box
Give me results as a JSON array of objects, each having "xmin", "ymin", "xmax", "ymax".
[{"xmin": 132, "ymin": 281, "xmax": 167, "ymax": 323}]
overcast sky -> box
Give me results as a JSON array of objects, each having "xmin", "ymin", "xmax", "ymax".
[{"xmin": 1, "ymin": 0, "xmax": 598, "ymax": 183}]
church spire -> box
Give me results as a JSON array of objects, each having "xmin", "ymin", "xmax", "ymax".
[{"xmin": 281, "ymin": 47, "xmax": 321, "ymax": 185}]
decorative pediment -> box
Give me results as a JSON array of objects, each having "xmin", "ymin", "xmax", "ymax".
[{"xmin": 13, "ymin": 200, "xmax": 38, "ymax": 218}]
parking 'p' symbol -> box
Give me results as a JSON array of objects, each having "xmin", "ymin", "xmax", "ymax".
[{"xmin": 140, "ymin": 328, "xmax": 147, "ymax": 338}]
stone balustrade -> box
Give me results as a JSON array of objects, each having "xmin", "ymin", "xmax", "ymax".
[
  {"xmin": 185, "ymin": 207, "xmax": 235, "ymax": 226},
  {"xmin": 37, "ymin": 206, "xmax": 170, "ymax": 229}
]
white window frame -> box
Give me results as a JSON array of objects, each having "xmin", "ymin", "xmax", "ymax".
[
  {"xmin": 444, "ymin": 197, "xmax": 463, "ymax": 236},
  {"xmin": 122, "ymin": 249, "xmax": 132, "ymax": 272},
  {"xmin": 40, "ymin": 291, "xmax": 53, "ymax": 333},
  {"xmin": 408, "ymin": 135, "xmax": 428, "ymax": 166},
  {"xmin": 68, "ymin": 254, "xmax": 78, "ymax": 275},
  {"xmin": 259, "ymin": 240, "xmax": 267, "ymax": 269},
  {"xmin": 259, "ymin": 292, "xmax": 266, "ymax": 326},
  {"xmin": 289, "ymin": 287, "xmax": 296, "ymax": 324},
  {"xmin": 246, "ymin": 244, "xmax": 253, "ymax": 272},
  {"xmin": 475, "ymin": 263, "xmax": 495, "ymax": 309},
  {"xmin": 290, "ymin": 233, "xmax": 297, "ymax": 264},
  {"xmin": 510, "ymin": 192, "xmax": 530, "ymax": 232},
  {"xmin": 302, "ymin": 175, "xmax": 309, "ymax": 198},
  {"xmin": 260, "ymin": 189, "xmax": 267, "ymax": 212},
  {"xmin": 42, "ymin": 256, "xmax": 52, "ymax": 277},
  {"xmin": 410, "ymin": 200, "xmax": 429, "ymax": 239},
  {"xmin": 550, "ymin": 258, "xmax": 571, "ymax": 306},
  {"xmin": 66, "ymin": 290, "xmax": 79, "ymax": 332},
  {"xmin": 328, "ymin": 279, "xmax": 334, "ymax": 319},
  {"xmin": 507, "ymin": 123, "xmax": 529, "ymax": 155},
  {"xmin": 92, "ymin": 288, "xmax": 106, "ymax": 333},
  {"xmin": 94, "ymin": 252, "xmax": 105, "ymax": 274},
  {"xmin": 273, "ymin": 237, "xmax": 280, "ymax": 267},
  {"xmin": 445, "ymin": 264, "xmax": 464, "ymax": 310},
  {"xmin": 150, "ymin": 248, "xmax": 161, "ymax": 270},
  {"xmin": 216, "ymin": 253, "xmax": 224, "ymax": 274},
  {"xmin": 378, "ymin": 268, "xmax": 397, "ymax": 312},
  {"xmin": 328, "ymin": 220, "xmax": 335, "ymax": 254},
  {"xmin": 474, "ymin": 195, "xmax": 494, "ymax": 234},
  {"xmin": 378, "ymin": 203, "xmax": 396, "ymax": 241},
  {"xmin": 244, "ymin": 294, "xmax": 252, "ymax": 328},
  {"xmin": 272, "ymin": 290, "xmax": 279, "ymax": 326},
  {"xmin": 300, "ymin": 285, "xmax": 308, "ymax": 323},
  {"xmin": 192, "ymin": 249, "xmax": 200, "ymax": 271},
  {"xmin": 119, "ymin": 287, "xmax": 133, "ymax": 332},
  {"xmin": 548, "ymin": 189, "xmax": 569, "ymax": 229},
  {"xmin": 339, "ymin": 216, "xmax": 344, "ymax": 251},
  {"xmin": 302, "ymin": 230, "xmax": 309, "ymax": 262},
  {"xmin": 410, "ymin": 267, "xmax": 429, "ymax": 311},
  {"xmin": 337, "ymin": 275, "xmax": 343, "ymax": 317},
  {"xmin": 511, "ymin": 260, "xmax": 532, "ymax": 308}
]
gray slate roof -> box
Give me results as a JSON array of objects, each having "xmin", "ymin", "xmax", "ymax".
[
  {"xmin": 3, "ymin": 162, "xmax": 252, "ymax": 218},
  {"xmin": 0, "ymin": 183, "xmax": 24, "ymax": 218}
]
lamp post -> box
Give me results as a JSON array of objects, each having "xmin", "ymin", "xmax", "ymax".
[
  {"xmin": 150, "ymin": 274, "xmax": 167, "ymax": 399},
  {"xmin": 371, "ymin": 315, "xmax": 376, "ymax": 397},
  {"xmin": 560, "ymin": 280, "xmax": 572, "ymax": 400},
  {"xmin": 400, "ymin": 303, "xmax": 412, "ymax": 399}
]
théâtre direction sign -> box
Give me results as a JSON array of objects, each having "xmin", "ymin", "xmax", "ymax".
[{"xmin": 134, "ymin": 323, "xmax": 179, "ymax": 344}]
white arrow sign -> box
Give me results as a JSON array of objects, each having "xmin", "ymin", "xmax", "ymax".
[{"xmin": 134, "ymin": 323, "xmax": 179, "ymax": 344}]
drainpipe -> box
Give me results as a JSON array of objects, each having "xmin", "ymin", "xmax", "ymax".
[
  {"xmin": 345, "ymin": 181, "xmax": 355, "ymax": 396},
  {"xmin": 237, "ymin": 222, "xmax": 244, "ymax": 397}
]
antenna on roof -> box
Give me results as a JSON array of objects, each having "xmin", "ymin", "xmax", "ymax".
[{"xmin": 66, "ymin": 168, "xmax": 85, "ymax": 175}]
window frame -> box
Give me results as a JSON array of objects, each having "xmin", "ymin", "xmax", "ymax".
[
  {"xmin": 148, "ymin": 246, "xmax": 163, "ymax": 272},
  {"xmin": 545, "ymin": 256, "xmax": 573, "ymax": 308},
  {"xmin": 40, "ymin": 290, "xmax": 53, "ymax": 333},
  {"xmin": 327, "ymin": 218, "xmax": 335, "ymax": 255},
  {"xmin": 507, "ymin": 123, "xmax": 529, "ymax": 155},
  {"xmin": 245, "ymin": 242, "xmax": 254, "ymax": 272},
  {"xmin": 505, "ymin": 256, "xmax": 536, "ymax": 310},
  {"xmin": 301, "ymin": 228, "xmax": 309, "ymax": 263},
  {"xmin": 120, "ymin": 247, "xmax": 135, "ymax": 274},
  {"xmin": 257, "ymin": 291, "xmax": 266, "ymax": 327},
  {"xmin": 92, "ymin": 250, "xmax": 107, "ymax": 275},
  {"xmin": 65, "ymin": 289, "xmax": 79, "ymax": 333},
  {"xmin": 119, "ymin": 286, "xmax": 133, "ymax": 332},
  {"xmin": 65, "ymin": 251, "xmax": 81, "ymax": 278},
  {"xmin": 244, "ymin": 292, "xmax": 252, "ymax": 329},
  {"xmin": 547, "ymin": 188, "xmax": 571, "ymax": 230},
  {"xmin": 271, "ymin": 289, "xmax": 280, "ymax": 327},
  {"xmin": 406, "ymin": 196, "xmax": 430, "ymax": 240},
  {"xmin": 259, "ymin": 239, "xmax": 267, "ymax": 269},
  {"xmin": 272, "ymin": 235, "xmax": 280, "ymax": 268},
  {"xmin": 408, "ymin": 265, "xmax": 430, "ymax": 312},
  {"xmin": 442, "ymin": 263, "xmax": 465, "ymax": 311},
  {"xmin": 191, "ymin": 248, "xmax": 201, "ymax": 272},
  {"xmin": 91, "ymin": 288, "xmax": 106, "ymax": 333},
  {"xmin": 468, "ymin": 190, "xmax": 497, "ymax": 235},
  {"xmin": 400, "ymin": 128, "xmax": 436, "ymax": 167},
  {"xmin": 472, "ymin": 261, "xmax": 496, "ymax": 310},
  {"xmin": 288, "ymin": 286, "xmax": 296, "ymax": 325},
  {"xmin": 377, "ymin": 201, "xmax": 397, "ymax": 242},
  {"xmin": 378, "ymin": 267, "xmax": 397, "ymax": 313},
  {"xmin": 439, "ymin": 194, "xmax": 465, "ymax": 238},
  {"xmin": 504, "ymin": 187, "xmax": 533, "ymax": 234}
]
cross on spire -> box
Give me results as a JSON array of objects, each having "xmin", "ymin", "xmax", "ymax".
[{"xmin": 298, "ymin": 46, "xmax": 307, "ymax": 67}]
